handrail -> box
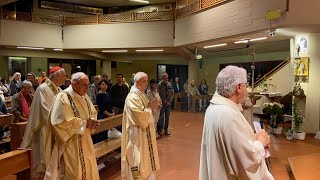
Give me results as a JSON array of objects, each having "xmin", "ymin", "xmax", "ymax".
[
  {"xmin": 176, "ymin": 0, "xmax": 229, "ymax": 19},
  {"xmin": 254, "ymin": 58, "xmax": 290, "ymax": 88},
  {"xmin": 0, "ymin": 10, "xmax": 174, "ymax": 25}
]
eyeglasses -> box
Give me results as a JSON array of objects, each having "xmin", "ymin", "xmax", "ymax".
[{"xmin": 76, "ymin": 82, "xmax": 90, "ymax": 88}]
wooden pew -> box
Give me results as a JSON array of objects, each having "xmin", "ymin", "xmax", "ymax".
[
  {"xmin": 0, "ymin": 114, "xmax": 13, "ymax": 127},
  {"xmin": 191, "ymin": 95, "xmax": 213, "ymax": 112},
  {"xmin": 288, "ymin": 153, "xmax": 320, "ymax": 180},
  {"xmin": 93, "ymin": 114, "xmax": 123, "ymax": 164},
  {"xmin": 8, "ymin": 114, "xmax": 123, "ymax": 166},
  {"xmin": 173, "ymin": 93, "xmax": 188, "ymax": 111},
  {"xmin": 10, "ymin": 122, "xmax": 27, "ymax": 151},
  {"xmin": 0, "ymin": 115, "xmax": 14, "ymax": 153},
  {"xmin": 0, "ymin": 150, "xmax": 31, "ymax": 180}
]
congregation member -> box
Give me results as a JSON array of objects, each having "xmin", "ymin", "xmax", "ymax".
[
  {"xmin": 38, "ymin": 71, "xmax": 47, "ymax": 84},
  {"xmin": 0, "ymin": 78, "xmax": 9, "ymax": 97},
  {"xmin": 88, "ymin": 75, "xmax": 101, "ymax": 104},
  {"xmin": 199, "ymin": 66, "xmax": 273, "ymax": 180},
  {"xmin": 157, "ymin": 73, "xmax": 174, "ymax": 136},
  {"xmin": 0, "ymin": 97, "xmax": 8, "ymax": 115},
  {"xmin": 11, "ymin": 81, "xmax": 33, "ymax": 122},
  {"xmin": 121, "ymin": 72, "xmax": 160, "ymax": 180},
  {"xmin": 21, "ymin": 66, "xmax": 66, "ymax": 179},
  {"xmin": 10, "ymin": 72, "xmax": 22, "ymax": 96},
  {"xmin": 189, "ymin": 80, "xmax": 200, "ymax": 111},
  {"xmin": 198, "ymin": 79, "xmax": 209, "ymax": 110},
  {"xmin": 172, "ymin": 76, "xmax": 182, "ymax": 94},
  {"xmin": 146, "ymin": 79, "xmax": 162, "ymax": 138},
  {"xmin": 44, "ymin": 72, "xmax": 100, "ymax": 180},
  {"xmin": 110, "ymin": 73, "xmax": 129, "ymax": 114},
  {"xmin": 26, "ymin": 72, "xmax": 39, "ymax": 94},
  {"xmin": 92, "ymin": 79, "xmax": 114, "ymax": 143}
]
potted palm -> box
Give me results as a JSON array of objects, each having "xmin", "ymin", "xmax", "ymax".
[
  {"xmin": 263, "ymin": 102, "xmax": 284, "ymax": 134},
  {"xmin": 292, "ymin": 103, "xmax": 306, "ymax": 140}
]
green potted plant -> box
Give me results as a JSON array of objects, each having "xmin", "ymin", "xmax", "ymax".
[
  {"xmin": 292, "ymin": 103, "xmax": 306, "ymax": 140},
  {"xmin": 284, "ymin": 127, "xmax": 294, "ymax": 140}
]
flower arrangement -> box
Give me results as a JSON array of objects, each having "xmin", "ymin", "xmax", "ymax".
[
  {"xmin": 263, "ymin": 102, "xmax": 284, "ymax": 115},
  {"xmin": 263, "ymin": 102, "xmax": 284, "ymax": 128}
]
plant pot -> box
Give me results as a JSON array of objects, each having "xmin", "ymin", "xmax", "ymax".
[
  {"xmin": 293, "ymin": 131, "xmax": 306, "ymax": 140},
  {"xmin": 274, "ymin": 127, "xmax": 283, "ymax": 135},
  {"xmin": 286, "ymin": 135, "xmax": 293, "ymax": 140}
]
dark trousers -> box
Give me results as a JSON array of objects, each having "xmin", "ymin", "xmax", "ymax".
[{"xmin": 157, "ymin": 105, "xmax": 171, "ymax": 134}]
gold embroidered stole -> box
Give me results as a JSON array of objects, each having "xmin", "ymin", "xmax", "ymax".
[
  {"xmin": 65, "ymin": 92, "xmax": 91, "ymax": 180},
  {"xmin": 132, "ymin": 92, "xmax": 157, "ymax": 171}
]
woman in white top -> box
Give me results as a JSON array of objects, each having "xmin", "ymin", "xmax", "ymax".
[{"xmin": 146, "ymin": 79, "xmax": 162, "ymax": 137}]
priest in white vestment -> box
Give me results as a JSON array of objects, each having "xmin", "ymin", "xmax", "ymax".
[
  {"xmin": 121, "ymin": 72, "xmax": 160, "ymax": 180},
  {"xmin": 199, "ymin": 66, "xmax": 274, "ymax": 180},
  {"xmin": 21, "ymin": 66, "xmax": 66, "ymax": 179},
  {"xmin": 44, "ymin": 72, "xmax": 100, "ymax": 180}
]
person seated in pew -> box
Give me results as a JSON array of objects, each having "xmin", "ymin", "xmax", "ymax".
[
  {"xmin": 20, "ymin": 66, "xmax": 66, "ymax": 180},
  {"xmin": 0, "ymin": 97, "xmax": 8, "ymax": 115},
  {"xmin": 44, "ymin": 72, "xmax": 100, "ymax": 180},
  {"xmin": 11, "ymin": 81, "xmax": 33, "ymax": 122},
  {"xmin": 92, "ymin": 79, "xmax": 114, "ymax": 143}
]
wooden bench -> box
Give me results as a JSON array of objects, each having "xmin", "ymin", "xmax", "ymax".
[
  {"xmin": 93, "ymin": 114, "xmax": 123, "ymax": 164},
  {"xmin": 191, "ymin": 95, "xmax": 212, "ymax": 112},
  {"xmin": 10, "ymin": 122, "xmax": 27, "ymax": 151},
  {"xmin": 8, "ymin": 114, "xmax": 123, "ymax": 167},
  {"xmin": 173, "ymin": 93, "xmax": 188, "ymax": 111},
  {"xmin": 0, "ymin": 150, "xmax": 31, "ymax": 180},
  {"xmin": 288, "ymin": 153, "xmax": 320, "ymax": 180}
]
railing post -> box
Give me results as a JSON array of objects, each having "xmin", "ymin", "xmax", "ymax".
[{"xmin": 96, "ymin": 14, "xmax": 99, "ymax": 23}]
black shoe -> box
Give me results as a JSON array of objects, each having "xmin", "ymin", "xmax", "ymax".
[{"xmin": 164, "ymin": 131, "xmax": 171, "ymax": 136}]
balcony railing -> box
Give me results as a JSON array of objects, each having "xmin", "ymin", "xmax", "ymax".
[
  {"xmin": 176, "ymin": 0, "xmax": 229, "ymax": 19},
  {"xmin": 0, "ymin": 10, "xmax": 174, "ymax": 26}
]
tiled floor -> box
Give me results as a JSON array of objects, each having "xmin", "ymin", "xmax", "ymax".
[{"xmin": 100, "ymin": 111, "xmax": 320, "ymax": 180}]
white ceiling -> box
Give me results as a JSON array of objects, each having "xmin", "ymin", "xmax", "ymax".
[{"xmin": 58, "ymin": 0, "xmax": 176, "ymax": 7}]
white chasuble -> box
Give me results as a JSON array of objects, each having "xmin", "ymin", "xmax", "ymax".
[
  {"xmin": 121, "ymin": 86, "xmax": 160, "ymax": 180},
  {"xmin": 44, "ymin": 86, "xmax": 99, "ymax": 180}
]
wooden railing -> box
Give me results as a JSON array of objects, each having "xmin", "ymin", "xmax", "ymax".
[
  {"xmin": 176, "ymin": 0, "xmax": 229, "ymax": 19},
  {"xmin": 0, "ymin": 10, "xmax": 174, "ymax": 25},
  {"xmin": 254, "ymin": 58, "xmax": 290, "ymax": 88}
]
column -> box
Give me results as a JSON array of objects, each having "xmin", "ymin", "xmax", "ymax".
[{"xmin": 293, "ymin": 33, "xmax": 320, "ymax": 133}]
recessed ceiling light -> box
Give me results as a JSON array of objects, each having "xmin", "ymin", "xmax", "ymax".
[
  {"xmin": 102, "ymin": 50, "xmax": 128, "ymax": 53},
  {"xmin": 234, "ymin": 40, "xmax": 249, "ymax": 44},
  {"xmin": 53, "ymin": 48, "xmax": 63, "ymax": 51},
  {"xmin": 130, "ymin": 0, "xmax": 149, "ymax": 4},
  {"xmin": 17, "ymin": 46, "xmax": 44, "ymax": 50},
  {"xmin": 136, "ymin": 49, "xmax": 164, "ymax": 52},
  {"xmin": 249, "ymin": 37, "xmax": 268, "ymax": 42},
  {"xmin": 204, "ymin": 43, "xmax": 227, "ymax": 49}
]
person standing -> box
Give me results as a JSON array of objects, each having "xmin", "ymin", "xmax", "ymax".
[
  {"xmin": 88, "ymin": 75, "xmax": 101, "ymax": 105},
  {"xmin": 109, "ymin": 73, "xmax": 129, "ymax": 114},
  {"xmin": 157, "ymin": 73, "xmax": 174, "ymax": 136},
  {"xmin": 199, "ymin": 66, "xmax": 273, "ymax": 180},
  {"xmin": 146, "ymin": 79, "xmax": 162, "ymax": 138},
  {"xmin": 21, "ymin": 66, "xmax": 66, "ymax": 179},
  {"xmin": 44, "ymin": 72, "xmax": 100, "ymax": 180},
  {"xmin": 198, "ymin": 79, "xmax": 209, "ymax": 110},
  {"xmin": 121, "ymin": 72, "xmax": 160, "ymax": 180},
  {"xmin": 38, "ymin": 71, "xmax": 47, "ymax": 84}
]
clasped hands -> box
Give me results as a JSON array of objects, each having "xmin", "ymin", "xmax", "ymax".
[
  {"xmin": 256, "ymin": 129, "xmax": 271, "ymax": 148},
  {"xmin": 86, "ymin": 118, "xmax": 101, "ymax": 130},
  {"xmin": 149, "ymin": 100, "xmax": 161, "ymax": 111}
]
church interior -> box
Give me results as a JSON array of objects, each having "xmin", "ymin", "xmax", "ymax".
[{"xmin": 0, "ymin": 0, "xmax": 320, "ymax": 179}]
